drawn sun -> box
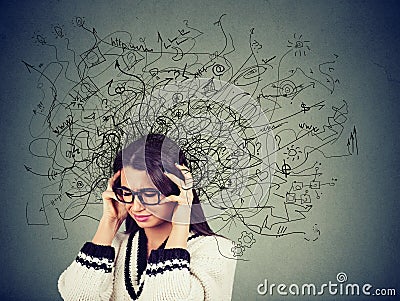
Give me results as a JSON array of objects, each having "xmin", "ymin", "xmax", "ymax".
[
  {"xmin": 283, "ymin": 145, "xmax": 302, "ymax": 161},
  {"xmin": 287, "ymin": 33, "xmax": 311, "ymax": 57}
]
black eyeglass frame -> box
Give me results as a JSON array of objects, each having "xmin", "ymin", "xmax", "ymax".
[{"xmin": 112, "ymin": 186, "xmax": 162, "ymax": 205}]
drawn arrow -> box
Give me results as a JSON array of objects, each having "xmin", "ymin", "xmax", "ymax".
[
  {"xmin": 24, "ymin": 165, "xmax": 59, "ymax": 180},
  {"xmin": 114, "ymin": 60, "xmax": 146, "ymax": 96}
]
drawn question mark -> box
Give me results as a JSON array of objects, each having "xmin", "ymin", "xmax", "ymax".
[
  {"xmin": 274, "ymin": 134, "xmax": 282, "ymax": 150},
  {"xmin": 54, "ymin": 26, "xmax": 64, "ymax": 38},
  {"xmin": 255, "ymin": 142, "xmax": 261, "ymax": 155},
  {"xmin": 75, "ymin": 17, "xmax": 85, "ymax": 27}
]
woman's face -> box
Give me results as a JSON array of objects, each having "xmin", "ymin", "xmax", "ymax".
[{"xmin": 120, "ymin": 166, "xmax": 176, "ymax": 227}]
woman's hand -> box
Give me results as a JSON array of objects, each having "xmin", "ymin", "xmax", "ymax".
[
  {"xmin": 163, "ymin": 163, "xmax": 194, "ymax": 249},
  {"xmin": 101, "ymin": 170, "xmax": 128, "ymax": 223},
  {"xmin": 92, "ymin": 170, "xmax": 127, "ymax": 246},
  {"xmin": 163, "ymin": 163, "xmax": 194, "ymax": 225}
]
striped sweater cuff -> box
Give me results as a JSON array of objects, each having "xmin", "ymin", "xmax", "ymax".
[
  {"xmin": 147, "ymin": 248, "xmax": 190, "ymax": 277},
  {"xmin": 75, "ymin": 242, "xmax": 115, "ymax": 273}
]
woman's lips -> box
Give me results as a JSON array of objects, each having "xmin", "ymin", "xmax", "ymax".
[{"xmin": 133, "ymin": 214, "xmax": 152, "ymax": 222}]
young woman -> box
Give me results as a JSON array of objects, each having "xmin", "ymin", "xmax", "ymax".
[{"xmin": 58, "ymin": 133, "xmax": 237, "ymax": 300}]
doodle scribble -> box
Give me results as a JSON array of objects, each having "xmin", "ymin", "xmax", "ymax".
[{"xmin": 24, "ymin": 14, "xmax": 358, "ymax": 259}]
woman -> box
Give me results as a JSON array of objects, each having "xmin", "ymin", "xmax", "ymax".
[{"xmin": 58, "ymin": 133, "xmax": 237, "ymax": 300}]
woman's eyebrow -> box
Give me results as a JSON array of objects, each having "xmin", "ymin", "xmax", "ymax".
[
  {"xmin": 139, "ymin": 188, "xmax": 158, "ymax": 191},
  {"xmin": 119, "ymin": 186, "xmax": 157, "ymax": 191}
]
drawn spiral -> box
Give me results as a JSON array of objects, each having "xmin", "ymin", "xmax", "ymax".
[
  {"xmin": 336, "ymin": 272, "xmax": 348, "ymax": 283},
  {"xmin": 212, "ymin": 64, "xmax": 225, "ymax": 76},
  {"xmin": 279, "ymin": 80, "xmax": 296, "ymax": 97},
  {"xmin": 23, "ymin": 18, "xmax": 352, "ymax": 241},
  {"xmin": 122, "ymin": 78, "xmax": 275, "ymax": 224}
]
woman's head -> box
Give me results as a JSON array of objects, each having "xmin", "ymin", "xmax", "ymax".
[{"xmin": 113, "ymin": 133, "xmax": 215, "ymax": 235}]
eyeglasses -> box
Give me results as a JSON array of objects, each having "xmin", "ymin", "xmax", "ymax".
[{"xmin": 112, "ymin": 187, "xmax": 162, "ymax": 205}]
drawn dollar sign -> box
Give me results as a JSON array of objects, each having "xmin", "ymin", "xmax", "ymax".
[{"xmin": 281, "ymin": 160, "xmax": 291, "ymax": 178}]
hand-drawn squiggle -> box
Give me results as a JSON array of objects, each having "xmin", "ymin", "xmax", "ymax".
[{"xmin": 24, "ymin": 15, "xmax": 358, "ymax": 260}]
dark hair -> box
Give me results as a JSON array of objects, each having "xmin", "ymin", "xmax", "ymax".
[{"xmin": 113, "ymin": 133, "xmax": 218, "ymax": 236}]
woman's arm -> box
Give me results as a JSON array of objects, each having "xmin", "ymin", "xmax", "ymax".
[
  {"xmin": 140, "ymin": 235, "xmax": 237, "ymax": 301},
  {"xmin": 58, "ymin": 171, "xmax": 127, "ymax": 300},
  {"xmin": 58, "ymin": 242, "xmax": 117, "ymax": 301},
  {"xmin": 92, "ymin": 170, "xmax": 128, "ymax": 246},
  {"xmin": 163, "ymin": 163, "xmax": 193, "ymax": 250},
  {"xmin": 142, "ymin": 164, "xmax": 236, "ymax": 300}
]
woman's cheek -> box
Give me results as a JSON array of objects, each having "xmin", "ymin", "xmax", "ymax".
[{"xmin": 147, "ymin": 202, "xmax": 176, "ymax": 221}]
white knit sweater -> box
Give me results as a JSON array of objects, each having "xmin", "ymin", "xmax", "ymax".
[{"xmin": 58, "ymin": 229, "xmax": 237, "ymax": 300}]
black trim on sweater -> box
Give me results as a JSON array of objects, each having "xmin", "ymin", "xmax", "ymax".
[
  {"xmin": 124, "ymin": 228, "xmax": 169, "ymax": 300},
  {"xmin": 75, "ymin": 257, "xmax": 113, "ymax": 273},
  {"xmin": 146, "ymin": 261, "xmax": 190, "ymax": 277},
  {"xmin": 136, "ymin": 228, "xmax": 148, "ymax": 285},
  {"xmin": 125, "ymin": 230, "xmax": 140, "ymax": 300},
  {"xmin": 124, "ymin": 229, "xmax": 204, "ymax": 299},
  {"xmin": 80, "ymin": 242, "xmax": 115, "ymax": 260},
  {"xmin": 147, "ymin": 247, "xmax": 190, "ymax": 264},
  {"xmin": 75, "ymin": 242, "xmax": 115, "ymax": 273}
]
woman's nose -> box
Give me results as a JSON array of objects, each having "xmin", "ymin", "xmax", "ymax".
[{"xmin": 126, "ymin": 195, "xmax": 145, "ymax": 212}]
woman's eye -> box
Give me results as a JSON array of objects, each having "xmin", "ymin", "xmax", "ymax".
[
  {"xmin": 144, "ymin": 192, "xmax": 157, "ymax": 197},
  {"xmin": 123, "ymin": 192, "xmax": 132, "ymax": 196}
]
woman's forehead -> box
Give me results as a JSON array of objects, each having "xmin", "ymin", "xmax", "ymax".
[{"xmin": 120, "ymin": 167, "xmax": 157, "ymax": 189}]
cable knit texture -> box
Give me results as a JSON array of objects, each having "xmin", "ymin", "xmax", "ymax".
[{"xmin": 58, "ymin": 230, "xmax": 237, "ymax": 301}]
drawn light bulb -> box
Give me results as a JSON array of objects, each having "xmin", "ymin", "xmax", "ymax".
[
  {"xmin": 287, "ymin": 33, "xmax": 311, "ymax": 56},
  {"xmin": 283, "ymin": 145, "xmax": 302, "ymax": 161}
]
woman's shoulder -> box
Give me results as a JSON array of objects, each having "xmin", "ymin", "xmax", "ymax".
[{"xmin": 188, "ymin": 233, "xmax": 235, "ymax": 259}]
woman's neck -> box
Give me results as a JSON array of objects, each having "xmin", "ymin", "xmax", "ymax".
[{"xmin": 144, "ymin": 222, "xmax": 173, "ymax": 249}]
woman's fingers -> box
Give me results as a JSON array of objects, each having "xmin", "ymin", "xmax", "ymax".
[
  {"xmin": 102, "ymin": 190, "xmax": 117, "ymax": 202},
  {"xmin": 163, "ymin": 163, "xmax": 194, "ymax": 206},
  {"xmin": 176, "ymin": 163, "xmax": 194, "ymax": 190},
  {"xmin": 102, "ymin": 187, "xmax": 127, "ymax": 220},
  {"xmin": 165, "ymin": 163, "xmax": 194, "ymax": 190},
  {"xmin": 164, "ymin": 171, "xmax": 184, "ymax": 187},
  {"xmin": 107, "ymin": 169, "xmax": 121, "ymax": 191}
]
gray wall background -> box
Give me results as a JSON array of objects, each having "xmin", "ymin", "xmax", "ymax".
[{"xmin": 0, "ymin": 0, "xmax": 399, "ymax": 300}]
